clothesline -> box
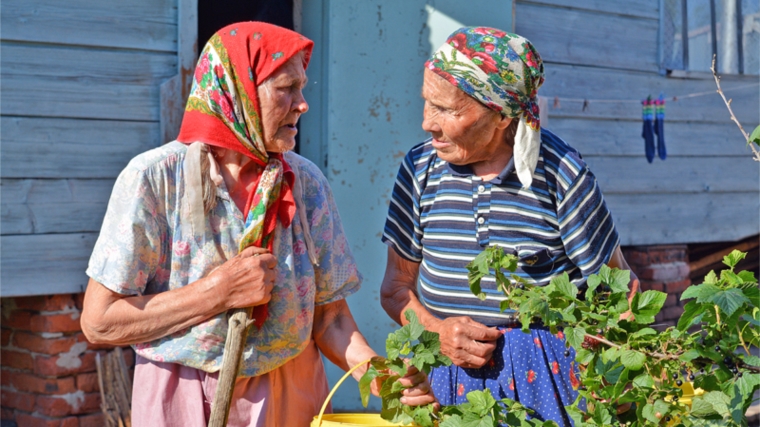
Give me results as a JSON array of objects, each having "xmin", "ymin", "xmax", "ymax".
[{"xmin": 542, "ymin": 81, "xmax": 759, "ymax": 105}]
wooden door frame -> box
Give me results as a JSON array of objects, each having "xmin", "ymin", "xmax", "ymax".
[{"xmin": 160, "ymin": 0, "xmax": 198, "ymax": 144}]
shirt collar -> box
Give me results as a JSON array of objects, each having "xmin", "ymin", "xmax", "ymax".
[{"xmin": 446, "ymin": 157, "xmax": 515, "ymax": 184}]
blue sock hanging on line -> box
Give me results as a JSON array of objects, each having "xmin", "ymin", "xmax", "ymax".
[
  {"xmin": 654, "ymin": 95, "xmax": 667, "ymax": 160},
  {"xmin": 641, "ymin": 97, "xmax": 655, "ymax": 163}
]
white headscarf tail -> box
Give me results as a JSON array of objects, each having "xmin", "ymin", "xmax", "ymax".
[{"xmin": 513, "ymin": 117, "xmax": 541, "ymax": 189}]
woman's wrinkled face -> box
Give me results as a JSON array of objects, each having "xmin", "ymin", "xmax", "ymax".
[
  {"xmin": 421, "ymin": 68, "xmax": 510, "ymax": 166},
  {"xmin": 257, "ymin": 53, "xmax": 309, "ymax": 153}
]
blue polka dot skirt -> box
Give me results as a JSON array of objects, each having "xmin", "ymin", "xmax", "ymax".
[{"xmin": 429, "ymin": 326, "xmax": 583, "ymax": 426}]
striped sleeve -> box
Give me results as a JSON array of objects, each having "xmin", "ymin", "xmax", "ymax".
[
  {"xmin": 382, "ymin": 150, "xmax": 423, "ymax": 262},
  {"xmin": 556, "ymin": 164, "xmax": 620, "ymax": 278}
]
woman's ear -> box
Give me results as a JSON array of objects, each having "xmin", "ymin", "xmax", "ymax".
[{"xmin": 496, "ymin": 115, "xmax": 513, "ymax": 130}]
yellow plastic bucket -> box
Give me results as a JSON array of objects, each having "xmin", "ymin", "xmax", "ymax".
[
  {"xmin": 311, "ymin": 359, "xmax": 411, "ymax": 427},
  {"xmin": 665, "ymin": 381, "xmax": 705, "ymax": 426}
]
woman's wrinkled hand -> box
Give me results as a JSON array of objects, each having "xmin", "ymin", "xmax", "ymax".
[
  {"xmin": 432, "ymin": 316, "xmax": 502, "ymax": 369},
  {"xmin": 207, "ymin": 246, "xmax": 278, "ymax": 310},
  {"xmin": 370, "ymin": 365, "xmax": 439, "ymax": 409}
]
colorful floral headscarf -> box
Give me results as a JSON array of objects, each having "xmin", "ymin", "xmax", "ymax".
[
  {"xmin": 177, "ymin": 22, "xmax": 313, "ymax": 326},
  {"xmin": 426, "ymin": 27, "xmax": 544, "ymax": 188}
]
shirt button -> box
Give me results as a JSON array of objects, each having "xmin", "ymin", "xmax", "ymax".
[
  {"xmin": 477, "ymin": 185, "xmax": 485, "ymax": 193},
  {"xmin": 477, "ymin": 216, "xmax": 485, "ymax": 225}
]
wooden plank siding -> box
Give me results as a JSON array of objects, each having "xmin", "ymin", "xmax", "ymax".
[
  {"xmin": 0, "ymin": 0, "xmax": 178, "ymax": 296},
  {"xmin": 517, "ymin": 0, "xmax": 659, "ymax": 19},
  {"xmin": 1, "ymin": 0, "xmax": 177, "ymax": 52},
  {"xmin": 1, "ymin": 43, "xmax": 177, "ymax": 121},
  {"xmin": 585, "ymin": 156, "xmax": 759, "ymax": 194},
  {"xmin": 515, "ymin": 0, "xmax": 760, "ymax": 246},
  {"xmin": 2, "ymin": 117, "xmax": 160, "ymax": 179},
  {"xmin": 606, "ymin": 193, "xmax": 759, "ymax": 245},
  {"xmin": 549, "ymin": 118, "xmax": 755, "ymax": 157},
  {"xmin": 1, "ymin": 179, "xmax": 113, "ymax": 235},
  {"xmin": 516, "ymin": 2, "xmax": 660, "ymax": 72},
  {"xmin": 541, "ymin": 64, "xmax": 758, "ymax": 124},
  {"xmin": 0, "ymin": 234, "xmax": 99, "ymax": 296}
]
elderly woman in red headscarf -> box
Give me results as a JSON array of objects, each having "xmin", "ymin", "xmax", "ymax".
[{"xmin": 80, "ymin": 22, "xmax": 435, "ymax": 426}]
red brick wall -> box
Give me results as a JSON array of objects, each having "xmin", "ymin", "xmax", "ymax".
[
  {"xmin": 623, "ymin": 245, "xmax": 691, "ymax": 325},
  {"xmin": 1, "ymin": 293, "xmax": 134, "ymax": 427}
]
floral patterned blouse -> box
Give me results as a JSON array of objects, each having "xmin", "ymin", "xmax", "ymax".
[{"xmin": 87, "ymin": 141, "xmax": 362, "ymax": 377}]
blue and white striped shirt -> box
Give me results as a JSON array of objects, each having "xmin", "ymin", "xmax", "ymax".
[{"xmin": 382, "ymin": 129, "xmax": 620, "ymax": 325}]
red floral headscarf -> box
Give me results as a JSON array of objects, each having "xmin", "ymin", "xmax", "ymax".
[{"xmin": 177, "ymin": 22, "xmax": 313, "ymax": 326}]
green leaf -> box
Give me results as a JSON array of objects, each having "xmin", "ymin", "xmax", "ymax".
[
  {"xmin": 586, "ymin": 274, "xmax": 602, "ymax": 301},
  {"xmin": 722, "ymin": 269, "xmax": 745, "ymax": 287},
  {"xmin": 642, "ymin": 399, "xmax": 670, "ymax": 423},
  {"xmin": 601, "ymin": 347, "xmax": 620, "ymax": 364},
  {"xmin": 738, "ymin": 270, "xmax": 757, "ymax": 284},
  {"xmin": 750, "ymin": 124, "xmax": 760, "ymax": 146},
  {"xmin": 632, "ymin": 373, "xmax": 655, "ymax": 389},
  {"xmin": 694, "ymin": 374, "xmax": 722, "ymax": 391},
  {"xmin": 465, "ymin": 389, "xmax": 496, "ymax": 416},
  {"xmin": 702, "ymin": 390, "xmax": 731, "ymax": 416},
  {"xmin": 609, "ymin": 268, "xmax": 631, "ymax": 294},
  {"xmin": 736, "ymin": 373, "xmax": 760, "ymax": 401},
  {"xmin": 551, "ymin": 272, "xmax": 576, "ymax": 299},
  {"xmin": 386, "ymin": 334, "xmax": 402, "ymax": 360},
  {"xmin": 631, "ymin": 327, "xmax": 657, "ymax": 338},
  {"xmin": 412, "ymin": 406, "xmax": 434, "ymax": 427},
  {"xmin": 742, "ymin": 355, "xmax": 760, "ymax": 367},
  {"xmin": 403, "ymin": 310, "xmax": 426, "ymax": 340},
  {"xmin": 632, "ymin": 290, "xmax": 667, "ymax": 322},
  {"xmin": 681, "ymin": 283, "xmax": 721, "ymax": 302},
  {"xmin": 359, "ymin": 365, "xmax": 381, "ymax": 407},
  {"xmin": 703, "ymin": 270, "xmax": 719, "ymax": 284},
  {"xmin": 499, "ymin": 252, "xmax": 518, "ymax": 272},
  {"xmin": 575, "ymin": 348, "xmax": 596, "ymax": 364},
  {"xmin": 439, "ymin": 415, "xmax": 463, "ymax": 427},
  {"xmin": 564, "ymin": 406, "xmax": 585, "ymax": 426},
  {"xmin": 709, "ymin": 288, "xmax": 750, "ymax": 317},
  {"xmin": 592, "ymin": 401, "xmax": 613, "ymax": 424},
  {"xmin": 679, "ymin": 348, "xmax": 701, "ymax": 362},
  {"xmin": 620, "ymin": 349, "xmax": 646, "ymax": 370},
  {"xmin": 678, "ymin": 300, "xmax": 707, "ymax": 331},
  {"xmin": 729, "ymin": 384, "xmax": 745, "ymax": 424},
  {"xmin": 565, "ymin": 326, "xmax": 586, "ymax": 350},
  {"xmin": 690, "ymin": 395, "xmax": 718, "ymax": 417},
  {"xmin": 723, "ymin": 249, "xmax": 747, "ymax": 268}
]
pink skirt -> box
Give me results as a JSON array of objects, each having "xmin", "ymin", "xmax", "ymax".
[{"xmin": 131, "ymin": 339, "xmax": 330, "ymax": 427}]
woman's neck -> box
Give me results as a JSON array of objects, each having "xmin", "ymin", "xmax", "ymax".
[{"xmin": 210, "ymin": 147, "xmax": 262, "ymax": 213}]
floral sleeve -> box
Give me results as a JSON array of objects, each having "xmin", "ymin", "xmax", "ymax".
[
  {"xmin": 295, "ymin": 158, "xmax": 362, "ymax": 305},
  {"xmin": 86, "ymin": 163, "xmax": 165, "ymax": 295}
]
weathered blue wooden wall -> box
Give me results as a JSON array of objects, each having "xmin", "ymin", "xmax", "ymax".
[
  {"xmin": 513, "ymin": 0, "xmax": 759, "ymax": 245},
  {"xmin": 0, "ymin": 0, "xmax": 181, "ymax": 296}
]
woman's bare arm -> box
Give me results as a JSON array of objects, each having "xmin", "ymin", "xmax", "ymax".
[
  {"xmin": 312, "ymin": 298, "xmax": 437, "ymax": 406},
  {"xmin": 81, "ymin": 246, "xmax": 277, "ymax": 345}
]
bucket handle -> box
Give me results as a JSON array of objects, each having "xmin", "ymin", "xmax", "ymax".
[{"xmin": 315, "ymin": 358, "xmax": 373, "ymax": 426}]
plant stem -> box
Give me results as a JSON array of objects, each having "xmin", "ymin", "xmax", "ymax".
[
  {"xmin": 710, "ymin": 55, "xmax": 760, "ymax": 162},
  {"xmin": 714, "ymin": 305, "xmax": 721, "ymax": 326},
  {"xmin": 584, "ymin": 333, "xmax": 680, "ymax": 361},
  {"xmin": 736, "ymin": 325, "xmax": 751, "ymax": 355},
  {"xmin": 738, "ymin": 363, "xmax": 760, "ymax": 374},
  {"xmin": 584, "ymin": 333, "xmax": 620, "ymax": 349}
]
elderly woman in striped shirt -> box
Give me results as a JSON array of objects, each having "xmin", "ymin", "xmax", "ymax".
[{"xmin": 380, "ymin": 27, "xmax": 639, "ymax": 425}]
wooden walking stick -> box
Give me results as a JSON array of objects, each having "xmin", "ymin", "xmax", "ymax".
[{"xmin": 208, "ymin": 307, "xmax": 255, "ymax": 427}]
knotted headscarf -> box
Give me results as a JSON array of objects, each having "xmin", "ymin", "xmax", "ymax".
[
  {"xmin": 177, "ymin": 22, "xmax": 313, "ymax": 326},
  {"xmin": 426, "ymin": 27, "xmax": 544, "ymax": 188}
]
